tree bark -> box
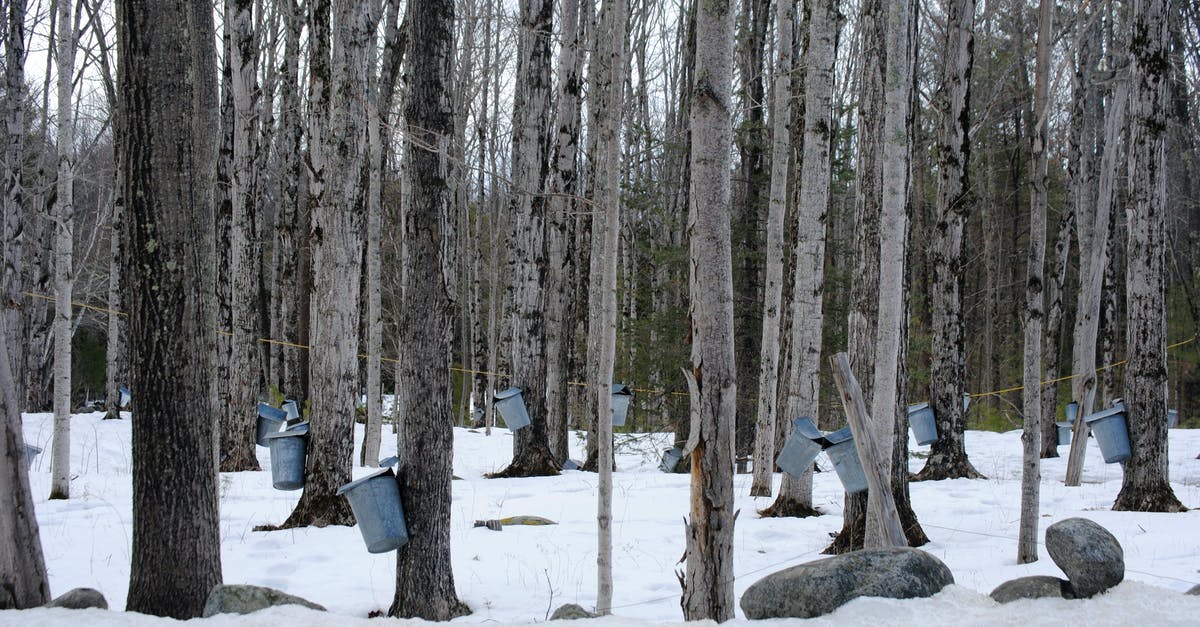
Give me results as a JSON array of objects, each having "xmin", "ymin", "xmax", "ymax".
[
  {"xmin": 221, "ymin": 0, "xmax": 263, "ymax": 473},
  {"xmin": 749, "ymin": 0, "xmax": 794, "ymax": 500},
  {"xmin": 282, "ymin": 0, "xmax": 370, "ymax": 528},
  {"xmin": 50, "ymin": 0, "xmax": 79, "ymax": 500},
  {"xmin": 491, "ymin": 0, "xmax": 560, "ymax": 479},
  {"xmin": 390, "ymin": 0, "xmax": 471, "ymax": 617},
  {"xmin": 119, "ymin": 0, "xmax": 224, "ymax": 616},
  {"xmin": 681, "ymin": 0, "xmax": 736, "ymax": 620},
  {"xmin": 914, "ymin": 0, "xmax": 982, "ymax": 482},
  {"xmin": 1112, "ymin": 0, "xmax": 1185, "ymax": 513},
  {"xmin": 1018, "ymin": 0, "xmax": 1053, "ymax": 565},
  {"xmin": 1040, "ymin": 206, "xmax": 1073, "ymax": 458}
]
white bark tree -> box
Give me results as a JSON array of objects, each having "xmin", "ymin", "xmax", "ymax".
[
  {"xmin": 681, "ymin": 0, "xmax": 736, "ymax": 620},
  {"xmin": 50, "ymin": 0, "xmax": 79, "ymax": 500}
]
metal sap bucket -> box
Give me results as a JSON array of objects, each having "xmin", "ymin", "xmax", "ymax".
[
  {"xmin": 962, "ymin": 393, "xmax": 972, "ymax": 413},
  {"xmin": 265, "ymin": 430, "xmax": 308, "ymax": 490},
  {"xmin": 775, "ymin": 417, "xmax": 824, "ymax": 477},
  {"xmin": 118, "ymin": 386, "xmax": 132, "ymax": 408},
  {"xmin": 493, "ymin": 387, "xmax": 531, "ymax": 431},
  {"xmin": 906, "ymin": 402, "xmax": 937, "ymax": 446},
  {"xmin": 282, "ymin": 399, "xmax": 300, "ymax": 421},
  {"xmin": 1167, "ymin": 409, "xmax": 1178, "ymax": 428},
  {"xmin": 824, "ymin": 427, "xmax": 868, "ymax": 494},
  {"xmin": 1083, "ymin": 405, "xmax": 1131, "ymax": 464},
  {"xmin": 611, "ymin": 384, "xmax": 633, "ymax": 427},
  {"xmin": 256, "ymin": 402, "xmax": 288, "ymax": 446},
  {"xmin": 24, "ymin": 443, "xmax": 41, "ymax": 470},
  {"xmin": 562, "ymin": 458, "xmax": 582, "ymax": 471},
  {"xmin": 659, "ymin": 446, "xmax": 685, "ymax": 473},
  {"xmin": 1056, "ymin": 401, "xmax": 1077, "ymax": 446},
  {"xmin": 337, "ymin": 467, "xmax": 409, "ymax": 553}
]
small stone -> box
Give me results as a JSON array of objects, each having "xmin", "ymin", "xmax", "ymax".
[
  {"xmin": 739, "ymin": 547, "xmax": 955, "ymax": 619},
  {"xmin": 498, "ymin": 515, "xmax": 557, "ymax": 526},
  {"xmin": 202, "ymin": 584, "xmax": 325, "ymax": 617},
  {"xmin": 989, "ymin": 576, "xmax": 1073, "ymax": 603},
  {"xmin": 1044, "ymin": 517, "xmax": 1124, "ymax": 598},
  {"xmin": 550, "ymin": 603, "xmax": 596, "ymax": 620},
  {"xmin": 45, "ymin": 588, "xmax": 108, "ymax": 610}
]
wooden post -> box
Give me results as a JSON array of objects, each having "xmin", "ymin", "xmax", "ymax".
[{"xmin": 829, "ymin": 352, "xmax": 906, "ymax": 548}]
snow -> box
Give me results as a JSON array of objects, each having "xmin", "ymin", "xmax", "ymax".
[{"xmin": 4, "ymin": 411, "xmax": 1200, "ymax": 625}]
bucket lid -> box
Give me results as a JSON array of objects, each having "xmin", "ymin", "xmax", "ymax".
[
  {"xmin": 282, "ymin": 400, "xmax": 300, "ymax": 420},
  {"xmin": 264, "ymin": 429, "xmax": 307, "ymax": 441},
  {"xmin": 284, "ymin": 420, "xmax": 310, "ymax": 435},
  {"xmin": 906, "ymin": 402, "xmax": 929, "ymax": 415},
  {"xmin": 494, "ymin": 386, "xmax": 523, "ymax": 401},
  {"xmin": 378, "ymin": 456, "xmax": 399, "ymax": 467},
  {"xmin": 824, "ymin": 426, "xmax": 854, "ymax": 445},
  {"xmin": 1083, "ymin": 405, "xmax": 1124, "ymax": 424},
  {"xmin": 24, "ymin": 443, "xmax": 42, "ymax": 454},
  {"xmin": 612, "ymin": 383, "xmax": 632, "ymax": 396},
  {"xmin": 337, "ymin": 467, "xmax": 395, "ymax": 496},
  {"xmin": 792, "ymin": 416, "xmax": 824, "ymax": 442},
  {"xmin": 257, "ymin": 402, "xmax": 287, "ymax": 421}
]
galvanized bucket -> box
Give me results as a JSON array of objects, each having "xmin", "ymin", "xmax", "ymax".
[
  {"xmin": 659, "ymin": 446, "xmax": 684, "ymax": 473},
  {"xmin": 493, "ymin": 387, "xmax": 531, "ymax": 431},
  {"xmin": 906, "ymin": 402, "xmax": 938, "ymax": 446},
  {"xmin": 24, "ymin": 443, "xmax": 41, "ymax": 470},
  {"xmin": 776, "ymin": 417, "xmax": 823, "ymax": 477},
  {"xmin": 1065, "ymin": 401, "xmax": 1078, "ymax": 424},
  {"xmin": 611, "ymin": 384, "xmax": 633, "ymax": 427},
  {"xmin": 118, "ymin": 385, "xmax": 132, "ymax": 408},
  {"xmin": 256, "ymin": 402, "xmax": 287, "ymax": 446},
  {"xmin": 1167, "ymin": 409, "xmax": 1178, "ymax": 428},
  {"xmin": 337, "ymin": 467, "xmax": 409, "ymax": 553},
  {"xmin": 562, "ymin": 458, "xmax": 582, "ymax": 471},
  {"xmin": 265, "ymin": 430, "xmax": 307, "ymax": 490},
  {"xmin": 962, "ymin": 393, "xmax": 972, "ymax": 413},
  {"xmin": 824, "ymin": 427, "xmax": 868, "ymax": 494},
  {"xmin": 1056, "ymin": 422, "xmax": 1072, "ymax": 446},
  {"xmin": 282, "ymin": 399, "xmax": 300, "ymax": 421},
  {"xmin": 1083, "ymin": 405, "xmax": 1131, "ymax": 464}
]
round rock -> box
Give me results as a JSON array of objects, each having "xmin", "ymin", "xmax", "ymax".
[
  {"xmin": 202, "ymin": 584, "xmax": 326, "ymax": 617},
  {"xmin": 45, "ymin": 587, "xmax": 109, "ymax": 610},
  {"xmin": 1044, "ymin": 517, "xmax": 1124, "ymax": 598},
  {"xmin": 989, "ymin": 576, "xmax": 1074, "ymax": 603}
]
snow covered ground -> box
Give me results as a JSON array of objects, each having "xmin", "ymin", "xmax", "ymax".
[{"xmin": 5, "ymin": 410, "xmax": 1200, "ymax": 625}]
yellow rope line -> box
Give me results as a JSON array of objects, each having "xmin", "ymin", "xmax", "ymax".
[{"xmin": 20, "ymin": 291, "xmax": 1197, "ymax": 400}]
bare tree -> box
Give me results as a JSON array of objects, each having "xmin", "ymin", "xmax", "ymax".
[
  {"xmin": 221, "ymin": 0, "xmax": 263, "ymax": 473},
  {"xmin": 390, "ymin": 0, "xmax": 471, "ymax": 617},
  {"xmin": 119, "ymin": 0, "xmax": 223, "ymax": 616},
  {"xmin": 1017, "ymin": 0, "xmax": 1053, "ymax": 564},
  {"xmin": 281, "ymin": 0, "xmax": 370, "ymax": 528},
  {"xmin": 1112, "ymin": 0, "xmax": 1186, "ymax": 513},
  {"xmin": 914, "ymin": 0, "xmax": 982, "ymax": 482},
  {"xmin": 680, "ymin": 0, "xmax": 736, "ymax": 620},
  {"xmin": 50, "ymin": 0, "xmax": 80, "ymax": 500}
]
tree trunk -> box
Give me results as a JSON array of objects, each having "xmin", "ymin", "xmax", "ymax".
[
  {"xmin": 0, "ymin": 0, "xmax": 51, "ymax": 607},
  {"xmin": 1040, "ymin": 206, "xmax": 1073, "ymax": 458},
  {"xmin": 748, "ymin": 0, "xmax": 794, "ymax": 500},
  {"xmin": 281, "ymin": 0, "xmax": 369, "ymax": 529},
  {"xmin": 545, "ymin": 0, "xmax": 583, "ymax": 465},
  {"xmin": 592, "ymin": 0, "xmax": 627, "ymax": 611},
  {"xmin": 50, "ymin": 0, "xmax": 78, "ymax": 500},
  {"xmin": 1112, "ymin": 0, "xmax": 1185, "ymax": 513},
  {"xmin": 119, "ymin": 0, "xmax": 224, "ymax": 617},
  {"xmin": 389, "ymin": 0, "xmax": 471, "ymax": 616},
  {"xmin": 491, "ymin": 0, "xmax": 560, "ymax": 479},
  {"xmin": 681, "ymin": 0, "xmax": 735, "ymax": 620},
  {"xmin": 221, "ymin": 0, "xmax": 263, "ymax": 473},
  {"xmin": 914, "ymin": 0, "xmax": 982, "ymax": 482},
  {"xmin": 1018, "ymin": 0, "xmax": 1053, "ymax": 565}
]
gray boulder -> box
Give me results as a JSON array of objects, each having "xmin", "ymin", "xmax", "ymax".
[
  {"xmin": 1186, "ymin": 584, "xmax": 1200, "ymax": 596},
  {"xmin": 989, "ymin": 576, "xmax": 1074, "ymax": 603},
  {"xmin": 739, "ymin": 547, "xmax": 955, "ymax": 619},
  {"xmin": 45, "ymin": 588, "xmax": 108, "ymax": 610},
  {"xmin": 550, "ymin": 603, "xmax": 596, "ymax": 620},
  {"xmin": 1045, "ymin": 517, "xmax": 1124, "ymax": 598},
  {"xmin": 202, "ymin": 584, "xmax": 326, "ymax": 617}
]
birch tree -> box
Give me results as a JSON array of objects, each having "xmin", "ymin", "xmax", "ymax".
[
  {"xmin": 390, "ymin": 0, "xmax": 471, "ymax": 617},
  {"xmin": 1017, "ymin": 0, "xmax": 1053, "ymax": 565},
  {"xmin": 50, "ymin": 0, "xmax": 79, "ymax": 500},
  {"xmin": 681, "ymin": 0, "xmax": 736, "ymax": 619},
  {"xmin": 119, "ymin": 0, "xmax": 223, "ymax": 616},
  {"xmin": 914, "ymin": 0, "xmax": 982, "ymax": 482},
  {"xmin": 1, "ymin": 0, "xmax": 51, "ymax": 607},
  {"xmin": 1112, "ymin": 0, "xmax": 1186, "ymax": 513},
  {"xmin": 282, "ymin": 0, "xmax": 370, "ymax": 528}
]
